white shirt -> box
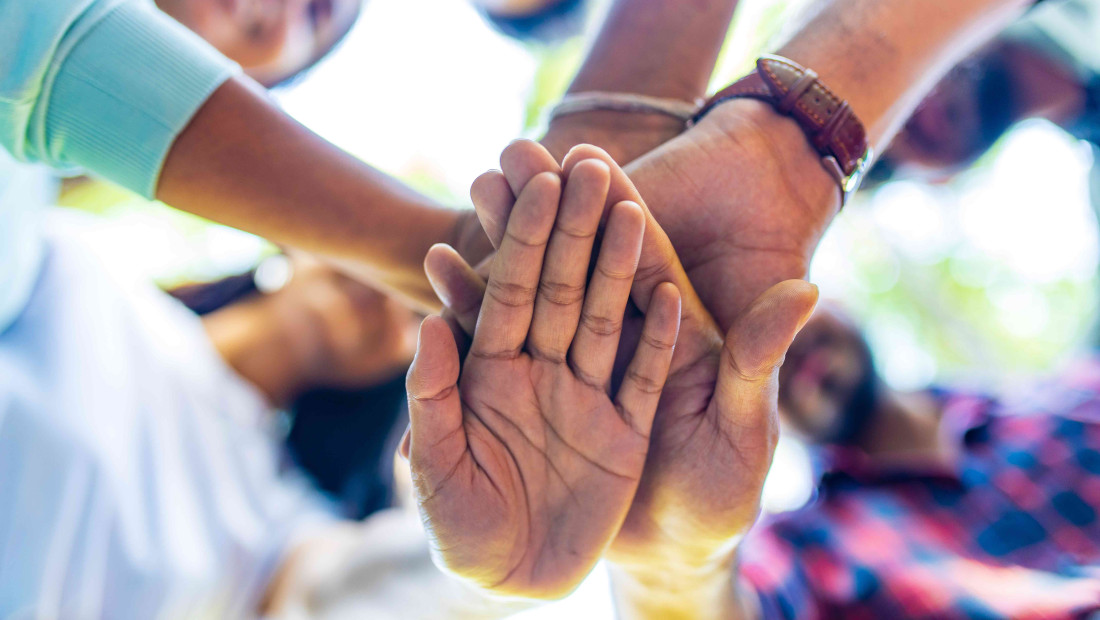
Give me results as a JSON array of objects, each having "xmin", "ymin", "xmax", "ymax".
[
  {"xmin": 0, "ymin": 150, "xmax": 49, "ymax": 334},
  {"xmin": 0, "ymin": 212, "xmax": 333, "ymax": 619}
]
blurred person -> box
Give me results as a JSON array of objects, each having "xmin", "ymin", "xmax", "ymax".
[
  {"xmin": 201, "ymin": 254, "xmax": 420, "ymax": 408},
  {"xmin": 867, "ymin": 0, "xmax": 1100, "ymax": 185},
  {"xmin": 152, "ymin": 0, "xmax": 364, "ymax": 86},
  {"xmin": 713, "ymin": 301, "xmax": 1100, "ymax": 617},
  {"xmin": 471, "ymin": 0, "xmax": 589, "ymax": 44},
  {"xmin": 152, "ymin": 0, "xmax": 592, "ymax": 87},
  {"xmin": 195, "ymin": 255, "xmax": 421, "ymax": 519}
]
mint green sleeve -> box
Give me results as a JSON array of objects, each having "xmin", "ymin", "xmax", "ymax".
[{"xmin": 0, "ymin": 0, "xmax": 241, "ymax": 198}]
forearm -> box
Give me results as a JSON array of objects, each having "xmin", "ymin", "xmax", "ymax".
[
  {"xmin": 777, "ymin": 0, "xmax": 1032, "ymax": 150},
  {"xmin": 541, "ymin": 0, "xmax": 739, "ymax": 162},
  {"xmin": 570, "ymin": 0, "xmax": 737, "ymax": 100},
  {"xmin": 660, "ymin": 0, "xmax": 1038, "ymax": 319},
  {"xmin": 159, "ymin": 78, "xmax": 469, "ymax": 311}
]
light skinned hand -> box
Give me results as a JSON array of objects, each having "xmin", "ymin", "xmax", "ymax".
[{"xmin": 402, "ymin": 161, "xmax": 682, "ymax": 598}]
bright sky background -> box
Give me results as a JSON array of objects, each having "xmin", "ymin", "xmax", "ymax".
[{"xmin": 276, "ymin": 0, "xmax": 540, "ymax": 197}]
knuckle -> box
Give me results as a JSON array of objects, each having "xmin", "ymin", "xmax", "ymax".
[
  {"xmin": 625, "ymin": 368, "xmax": 664, "ymax": 395},
  {"xmin": 641, "ymin": 330, "xmax": 677, "ymax": 352},
  {"xmin": 486, "ymin": 278, "xmax": 537, "ymax": 308},
  {"xmin": 471, "ymin": 345, "xmax": 524, "ymax": 361},
  {"xmin": 722, "ymin": 345, "xmax": 763, "ymax": 384},
  {"xmin": 570, "ymin": 364, "xmax": 606, "ymax": 391},
  {"xmin": 634, "ymin": 251, "xmax": 676, "ymax": 283},
  {"xmin": 538, "ymin": 280, "xmax": 585, "ymax": 307},
  {"xmin": 554, "ymin": 222, "xmax": 597, "ymax": 241},
  {"xmin": 527, "ymin": 341, "xmax": 567, "ymax": 364},
  {"xmin": 596, "ymin": 263, "xmax": 635, "ymax": 281},
  {"xmin": 503, "ymin": 228, "xmax": 546, "ymax": 249},
  {"xmin": 580, "ymin": 311, "xmax": 622, "ymax": 337}
]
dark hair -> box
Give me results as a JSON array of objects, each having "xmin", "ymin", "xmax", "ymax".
[
  {"xmin": 479, "ymin": 0, "xmax": 589, "ymax": 45},
  {"xmin": 973, "ymin": 52, "xmax": 1019, "ymax": 160}
]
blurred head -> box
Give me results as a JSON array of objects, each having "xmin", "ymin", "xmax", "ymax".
[
  {"xmin": 868, "ymin": 37, "xmax": 1087, "ymax": 186},
  {"xmin": 155, "ymin": 0, "xmax": 363, "ymax": 86},
  {"xmin": 777, "ymin": 303, "xmax": 883, "ymax": 446},
  {"xmin": 470, "ymin": 0, "xmax": 588, "ymax": 44}
]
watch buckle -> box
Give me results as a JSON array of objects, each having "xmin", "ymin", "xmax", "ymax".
[{"xmin": 822, "ymin": 147, "xmax": 873, "ymax": 208}]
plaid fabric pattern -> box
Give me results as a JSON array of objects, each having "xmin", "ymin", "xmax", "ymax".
[{"xmin": 741, "ymin": 359, "xmax": 1100, "ymax": 619}]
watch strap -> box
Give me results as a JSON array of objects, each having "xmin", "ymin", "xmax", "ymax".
[{"xmin": 692, "ymin": 55, "xmax": 871, "ymax": 204}]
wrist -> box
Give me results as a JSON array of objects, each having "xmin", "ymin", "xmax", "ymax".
[
  {"xmin": 609, "ymin": 550, "xmax": 746, "ymax": 620},
  {"xmin": 542, "ymin": 110, "xmax": 684, "ymax": 164},
  {"xmin": 694, "ymin": 97, "xmax": 841, "ymax": 237}
]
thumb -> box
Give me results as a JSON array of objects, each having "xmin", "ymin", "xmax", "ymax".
[
  {"xmin": 406, "ymin": 315, "xmax": 466, "ymax": 480},
  {"xmin": 716, "ymin": 280, "xmax": 819, "ymax": 430},
  {"xmin": 424, "ymin": 243, "xmax": 487, "ymax": 355}
]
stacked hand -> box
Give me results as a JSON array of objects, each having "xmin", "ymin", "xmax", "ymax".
[
  {"xmin": 402, "ymin": 159, "xmax": 684, "ymax": 597},
  {"xmin": 410, "ymin": 134, "xmax": 820, "ymax": 600}
]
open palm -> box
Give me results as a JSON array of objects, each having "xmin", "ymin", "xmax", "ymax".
[
  {"xmin": 404, "ymin": 163, "xmax": 681, "ymax": 599},
  {"xmin": 436, "ymin": 141, "xmax": 819, "ymax": 574}
]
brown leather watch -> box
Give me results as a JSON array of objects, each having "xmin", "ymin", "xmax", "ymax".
[{"xmin": 691, "ymin": 55, "xmax": 872, "ymax": 207}]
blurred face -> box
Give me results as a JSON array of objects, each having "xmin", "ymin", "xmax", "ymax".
[
  {"xmin": 777, "ymin": 304, "xmax": 881, "ymax": 446},
  {"xmin": 468, "ymin": 0, "xmax": 568, "ymax": 17},
  {"xmin": 471, "ymin": 0, "xmax": 585, "ymax": 43},
  {"xmin": 871, "ymin": 43, "xmax": 1019, "ymax": 184},
  {"xmin": 158, "ymin": 0, "xmax": 362, "ymax": 86}
]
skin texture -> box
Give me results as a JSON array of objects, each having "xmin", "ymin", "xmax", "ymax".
[
  {"xmin": 426, "ymin": 142, "xmax": 821, "ymax": 611},
  {"xmin": 404, "ymin": 163, "xmax": 683, "ymax": 598}
]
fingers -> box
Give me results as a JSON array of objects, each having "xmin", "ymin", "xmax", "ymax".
[
  {"xmin": 470, "ymin": 172, "xmax": 562, "ymax": 359},
  {"xmin": 715, "ymin": 280, "xmax": 820, "ymax": 429},
  {"xmin": 470, "ymin": 171, "xmax": 515, "ymax": 250},
  {"xmin": 526, "ymin": 159, "xmax": 611, "ymax": 362},
  {"xmin": 615, "ymin": 282, "xmax": 681, "ymax": 435},
  {"xmin": 500, "ymin": 139, "xmax": 562, "ymax": 199},
  {"xmin": 568, "ymin": 201, "xmax": 646, "ymax": 390},
  {"xmin": 425, "ymin": 243, "xmax": 485, "ymax": 349},
  {"xmin": 469, "ymin": 140, "xmax": 563, "ymax": 249},
  {"xmin": 562, "ymin": 145, "xmax": 722, "ymax": 365},
  {"xmin": 407, "ymin": 316, "xmax": 466, "ymax": 479}
]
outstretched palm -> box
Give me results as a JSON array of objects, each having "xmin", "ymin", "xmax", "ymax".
[
  {"xmin": 447, "ymin": 141, "xmax": 820, "ymax": 573},
  {"xmin": 405, "ymin": 163, "xmax": 681, "ymax": 599}
]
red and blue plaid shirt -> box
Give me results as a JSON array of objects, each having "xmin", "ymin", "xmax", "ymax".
[{"xmin": 741, "ymin": 358, "xmax": 1100, "ymax": 619}]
